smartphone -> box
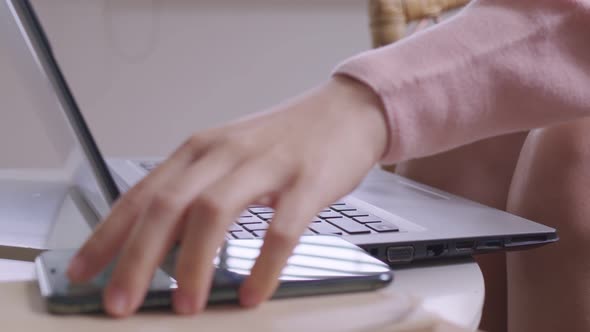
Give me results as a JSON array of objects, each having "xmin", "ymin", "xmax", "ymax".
[{"xmin": 35, "ymin": 236, "xmax": 393, "ymax": 314}]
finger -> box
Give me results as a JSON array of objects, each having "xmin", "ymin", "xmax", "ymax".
[
  {"xmin": 173, "ymin": 158, "xmax": 291, "ymax": 315},
  {"xmin": 67, "ymin": 150, "xmax": 195, "ymax": 282},
  {"xmin": 239, "ymin": 181, "xmax": 322, "ymax": 307},
  {"xmin": 101, "ymin": 147, "xmax": 239, "ymax": 317}
]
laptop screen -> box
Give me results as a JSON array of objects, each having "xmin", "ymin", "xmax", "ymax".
[{"xmin": 5, "ymin": 0, "xmax": 121, "ymax": 218}]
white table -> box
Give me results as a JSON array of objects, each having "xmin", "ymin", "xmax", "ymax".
[{"xmin": 0, "ymin": 258, "xmax": 35, "ymax": 282}]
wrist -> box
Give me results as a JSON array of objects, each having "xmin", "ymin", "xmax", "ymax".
[{"xmin": 328, "ymin": 75, "xmax": 389, "ymax": 164}]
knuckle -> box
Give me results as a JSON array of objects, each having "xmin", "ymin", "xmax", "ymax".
[
  {"xmin": 112, "ymin": 178, "xmax": 155, "ymax": 216},
  {"xmin": 222, "ymin": 135, "xmax": 256, "ymax": 154},
  {"xmin": 123, "ymin": 243, "xmax": 148, "ymax": 265},
  {"xmin": 190, "ymin": 193, "xmax": 224, "ymax": 221},
  {"xmin": 294, "ymin": 167, "xmax": 317, "ymax": 187},
  {"xmin": 149, "ymin": 192, "xmax": 184, "ymax": 214},
  {"xmin": 183, "ymin": 133, "xmax": 206, "ymax": 153},
  {"xmin": 269, "ymin": 148, "xmax": 295, "ymax": 173},
  {"xmin": 117, "ymin": 193, "xmax": 145, "ymax": 215},
  {"xmin": 127, "ymin": 178, "xmax": 149, "ymax": 196}
]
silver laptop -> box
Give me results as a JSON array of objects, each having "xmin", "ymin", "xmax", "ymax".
[{"xmin": 5, "ymin": 0, "xmax": 557, "ymax": 265}]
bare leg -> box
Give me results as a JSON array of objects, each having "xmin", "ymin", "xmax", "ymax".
[
  {"xmin": 507, "ymin": 119, "xmax": 590, "ymax": 332},
  {"xmin": 396, "ymin": 132, "xmax": 528, "ymax": 332}
]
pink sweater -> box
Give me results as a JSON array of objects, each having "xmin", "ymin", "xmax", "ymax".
[{"xmin": 335, "ymin": 0, "xmax": 590, "ymax": 164}]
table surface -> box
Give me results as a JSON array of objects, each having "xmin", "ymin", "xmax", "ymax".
[
  {"xmin": 0, "ymin": 257, "xmax": 483, "ymax": 331},
  {"xmin": 0, "ymin": 170, "xmax": 485, "ymax": 330}
]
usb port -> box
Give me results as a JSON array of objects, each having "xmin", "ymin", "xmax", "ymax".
[
  {"xmin": 476, "ymin": 240, "xmax": 503, "ymax": 250},
  {"xmin": 455, "ymin": 241, "xmax": 475, "ymax": 253}
]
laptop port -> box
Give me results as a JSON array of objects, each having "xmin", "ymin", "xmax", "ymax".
[
  {"xmin": 426, "ymin": 244, "xmax": 447, "ymax": 257},
  {"xmin": 510, "ymin": 235, "xmax": 546, "ymax": 244},
  {"xmin": 455, "ymin": 241, "xmax": 475, "ymax": 253},
  {"xmin": 369, "ymin": 247, "xmax": 379, "ymax": 257},
  {"xmin": 476, "ymin": 240, "xmax": 503, "ymax": 250},
  {"xmin": 387, "ymin": 246, "xmax": 414, "ymax": 263},
  {"xmin": 505, "ymin": 235, "xmax": 553, "ymax": 248}
]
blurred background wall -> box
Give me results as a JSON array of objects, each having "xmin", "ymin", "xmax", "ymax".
[{"xmin": 0, "ymin": 0, "xmax": 369, "ymax": 168}]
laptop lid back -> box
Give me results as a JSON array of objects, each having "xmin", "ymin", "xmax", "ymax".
[{"xmin": 5, "ymin": 0, "xmax": 120, "ymax": 218}]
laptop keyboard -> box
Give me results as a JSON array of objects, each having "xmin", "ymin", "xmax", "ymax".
[
  {"xmin": 138, "ymin": 161, "xmax": 400, "ymax": 239},
  {"xmin": 139, "ymin": 161, "xmax": 160, "ymax": 172}
]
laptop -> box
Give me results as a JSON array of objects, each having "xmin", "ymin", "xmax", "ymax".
[{"xmin": 5, "ymin": 0, "xmax": 557, "ymax": 265}]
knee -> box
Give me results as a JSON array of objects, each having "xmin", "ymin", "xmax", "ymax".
[
  {"xmin": 396, "ymin": 133, "xmax": 527, "ymax": 208},
  {"xmin": 507, "ymin": 118, "xmax": 590, "ymax": 237}
]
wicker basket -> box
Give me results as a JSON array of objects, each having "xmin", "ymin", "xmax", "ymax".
[{"xmin": 369, "ymin": 0, "xmax": 470, "ymax": 48}]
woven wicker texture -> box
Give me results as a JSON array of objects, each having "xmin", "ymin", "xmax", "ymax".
[{"xmin": 369, "ymin": 0, "xmax": 470, "ymax": 47}]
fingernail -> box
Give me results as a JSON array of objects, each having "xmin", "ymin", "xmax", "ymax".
[
  {"xmin": 174, "ymin": 291, "xmax": 198, "ymax": 315},
  {"xmin": 67, "ymin": 256, "xmax": 85, "ymax": 279},
  {"xmin": 106, "ymin": 287, "xmax": 129, "ymax": 316}
]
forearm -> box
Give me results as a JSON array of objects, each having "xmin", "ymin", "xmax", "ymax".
[{"xmin": 335, "ymin": 0, "xmax": 590, "ymax": 164}]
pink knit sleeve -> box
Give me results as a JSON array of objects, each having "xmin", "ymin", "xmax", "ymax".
[{"xmin": 334, "ymin": 0, "xmax": 590, "ymax": 164}]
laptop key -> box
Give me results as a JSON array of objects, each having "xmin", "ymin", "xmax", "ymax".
[
  {"xmin": 249, "ymin": 207, "xmax": 274, "ymax": 214},
  {"xmin": 330, "ymin": 203, "xmax": 357, "ymax": 212},
  {"xmin": 257, "ymin": 212, "xmax": 274, "ymax": 220},
  {"xmin": 302, "ymin": 229, "xmax": 315, "ymax": 236},
  {"xmin": 353, "ymin": 215, "xmax": 383, "ymax": 224},
  {"xmin": 309, "ymin": 222, "xmax": 343, "ymax": 235},
  {"xmin": 341, "ymin": 210, "xmax": 369, "ymax": 218},
  {"xmin": 366, "ymin": 222, "xmax": 399, "ymax": 233},
  {"xmin": 237, "ymin": 216, "xmax": 262, "ymax": 225},
  {"xmin": 243, "ymin": 223, "xmax": 269, "ymax": 232},
  {"xmin": 327, "ymin": 219, "xmax": 371, "ymax": 234},
  {"xmin": 318, "ymin": 211, "xmax": 343, "ymax": 219},
  {"xmin": 240, "ymin": 211, "xmax": 254, "ymax": 218},
  {"xmin": 253, "ymin": 230, "xmax": 267, "ymax": 238},
  {"xmin": 139, "ymin": 161, "xmax": 160, "ymax": 172},
  {"xmin": 228, "ymin": 223, "xmax": 243, "ymax": 232},
  {"xmin": 232, "ymin": 231, "xmax": 255, "ymax": 239}
]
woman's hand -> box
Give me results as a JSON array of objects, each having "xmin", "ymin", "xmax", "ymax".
[{"xmin": 66, "ymin": 75, "xmax": 388, "ymax": 317}]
